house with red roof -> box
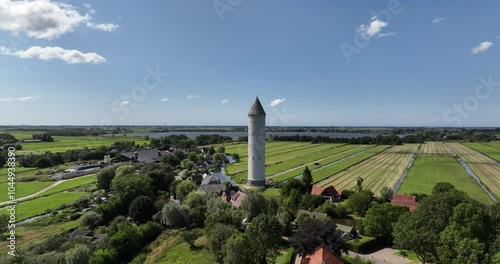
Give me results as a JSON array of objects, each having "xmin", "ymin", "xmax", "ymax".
[
  {"xmin": 300, "ymin": 244, "xmax": 345, "ymax": 264},
  {"xmin": 220, "ymin": 190, "xmax": 246, "ymax": 208},
  {"xmin": 391, "ymin": 194, "xmax": 417, "ymax": 212},
  {"xmin": 311, "ymin": 185, "xmax": 341, "ymax": 201}
]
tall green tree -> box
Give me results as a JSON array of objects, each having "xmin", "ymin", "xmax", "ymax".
[
  {"xmin": 128, "ymin": 196, "xmax": 156, "ymax": 224},
  {"xmin": 207, "ymin": 224, "xmax": 238, "ymax": 263},
  {"xmin": 240, "ymin": 190, "xmax": 267, "ymax": 222},
  {"xmin": 345, "ymin": 190, "xmax": 372, "ymax": 216},
  {"xmin": 175, "ymin": 180, "xmax": 197, "ymax": 201},
  {"xmin": 246, "ymin": 214, "xmax": 283, "ymax": 264},
  {"xmin": 363, "ymin": 203, "xmax": 408, "ymax": 242},
  {"xmin": 290, "ymin": 219, "xmax": 349, "ymax": 257},
  {"xmin": 302, "ymin": 166, "xmax": 313, "ymax": 193},
  {"xmin": 393, "ymin": 188, "xmax": 469, "ymax": 263}
]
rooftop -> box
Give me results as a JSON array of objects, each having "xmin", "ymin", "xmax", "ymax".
[{"xmin": 248, "ymin": 97, "xmax": 266, "ymax": 116}]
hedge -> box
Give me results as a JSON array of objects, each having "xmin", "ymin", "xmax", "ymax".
[{"xmin": 348, "ymin": 236, "xmax": 384, "ymax": 254}]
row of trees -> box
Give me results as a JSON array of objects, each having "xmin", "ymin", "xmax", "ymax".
[{"xmin": 32, "ymin": 133, "xmax": 54, "ymax": 142}]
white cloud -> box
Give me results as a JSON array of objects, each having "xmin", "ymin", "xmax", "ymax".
[
  {"xmin": 1, "ymin": 46, "xmax": 106, "ymax": 64},
  {"xmin": 471, "ymin": 41, "xmax": 494, "ymax": 54},
  {"xmin": 187, "ymin": 94, "xmax": 200, "ymax": 100},
  {"xmin": 432, "ymin": 17, "xmax": 445, "ymax": 24},
  {"xmin": 270, "ymin": 98, "xmax": 285, "ymax": 107},
  {"xmin": 86, "ymin": 22, "xmax": 118, "ymax": 32},
  {"xmin": 83, "ymin": 4, "xmax": 91, "ymax": 9},
  {"xmin": 0, "ymin": 95, "xmax": 42, "ymax": 103},
  {"xmin": 377, "ymin": 32, "xmax": 396, "ymax": 38},
  {"xmin": 119, "ymin": 101, "xmax": 129, "ymax": 106},
  {"xmin": 221, "ymin": 99, "xmax": 229, "ymax": 104},
  {"xmin": 357, "ymin": 17, "xmax": 394, "ymax": 38},
  {"xmin": 0, "ymin": 0, "xmax": 118, "ymax": 39},
  {"xmin": 160, "ymin": 97, "xmax": 171, "ymax": 102}
]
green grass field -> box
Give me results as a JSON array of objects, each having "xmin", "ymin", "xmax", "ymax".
[
  {"xmin": 0, "ymin": 192, "xmax": 89, "ymax": 220},
  {"xmin": 446, "ymin": 143, "xmax": 500, "ymax": 201},
  {"xmin": 18, "ymin": 135, "xmax": 148, "ymax": 154},
  {"xmin": 397, "ymin": 156, "xmax": 494, "ymax": 205},
  {"xmin": 0, "ymin": 220, "xmax": 78, "ymax": 253},
  {"xmin": 40, "ymin": 174, "xmax": 98, "ymax": 197},
  {"xmin": 0, "ymin": 167, "xmax": 38, "ymax": 183},
  {"xmin": 144, "ymin": 231, "xmax": 216, "ymax": 264},
  {"xmin": 463, "ymin": 142, "xmax": 500, "ymax": 161},
  {"xmin": 0, "ymin": 181, "xmax": 53, "ymax": 203}
]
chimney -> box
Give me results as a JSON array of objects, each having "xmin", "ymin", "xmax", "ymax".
[
  {"xmin": 158, "ymin": 150, "xmax": 162, "ymax": 157},
  {"xmin": 134, "ymin": 151, "xmax": 138, "ymax": 161}
]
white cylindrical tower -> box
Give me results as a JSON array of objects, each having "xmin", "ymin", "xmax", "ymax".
[{"xmin": 248, "ymin": 97, "xmax": 266, "ymax": 186}]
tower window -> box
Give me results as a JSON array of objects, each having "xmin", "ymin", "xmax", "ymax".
[{"xmin": 259, "ymin": 156, "xmax": 260, "ymax": 160}]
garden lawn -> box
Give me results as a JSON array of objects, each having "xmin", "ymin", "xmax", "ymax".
[{"xmin": 397, "ymin": 156, "xmax": 494, "ymax": 205}]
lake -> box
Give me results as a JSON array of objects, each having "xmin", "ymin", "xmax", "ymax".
[{"xmin": 104, "ymin": 131, "xmax": 380, "ymax": 140}]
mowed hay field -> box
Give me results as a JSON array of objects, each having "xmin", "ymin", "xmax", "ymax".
[
  {"xmin": 225, "ymin": 142, "xmax": 344, "ymax": 175},
  {"xmin": 317, "ymin": 144, "xmax": 420, "ymax": 196},
  {"xmin": 463, "ymin": 141, "xmax": 500, "ymax": 161},
  {"xmin": 419, "ymin": 142, "xmax": 451, "ymax": 156},
  {"xmin": 397, "ymin": 156, "xmax": 494, "ymax": 205},
  {"xmin": 447, "ymin": 142, "xmax": 500, "ymax": 200},
  {"xmin": 268, "ymin": 145, "xmax": 378, "ymax": 183},
  {"xmin": 19, "ymin": 135, "xmax": 149, "ymax": 154}
]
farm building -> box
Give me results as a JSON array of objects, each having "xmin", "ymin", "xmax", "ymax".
[
  {"xmin": 198, "ymin": 175, "xmax": 226, "ymax": 193},
  {"xmin": 113, "ymin": 149, "xmax": 172, "ymax": 164},
  {"xmin": 311, "ymin": 185, "xmax": 341, "ymax": 200},
  {"xmin": 336, "ymin": 224, "xmax": 358, "ymax": 239},
  {"xmin": 220, "ymin": 190, "xmax": 246, "ymax": 208},
  {"xmin": 300, "ymin": 244, "xmax": 345, "ymax": 264},
  {"xmin": 391, "ymin": 194, "xmax": 417, "ymax": 212}
]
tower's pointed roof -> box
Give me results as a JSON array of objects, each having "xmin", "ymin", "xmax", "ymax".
[{"xmin": 248, "ymin": 97, "xmax": 266, "ymax": 116}]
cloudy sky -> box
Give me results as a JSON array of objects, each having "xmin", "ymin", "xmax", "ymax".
[{"xmin": 0, "ymin": 0, "xmax": 499, "ymax": 126}]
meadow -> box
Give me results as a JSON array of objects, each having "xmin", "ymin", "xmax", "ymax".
[
  {"xmin": 397, "ymin": 156, "xmax": 494, "ymax": 205},
  {"xmin": 0, "ymin": 181, "xmax": 53, "ymax": 203},
  {"xmin": 446, "ymin": 142, "xmax": 500, "ymax": 200},
  {"xmin": 18, "ymin": 135, "xmax": 149, "ymax": 154},
  {"xmin": 317, "ymin": 144, "xmax": 420, "ymax": 196},
  {"xmin": 463, "ymin": 141, "xmax": 500, "ymax": 161},
  {"xmin": 0, "ymin": 192, "xmax": 89, "ymax": 220},
  {"xmin": 0, "ymin": 220, "xmax": 78, "ymax": 253},
  {"xmin": 39, "ymin": 174, "xmax": 98, "ymax": 197}
]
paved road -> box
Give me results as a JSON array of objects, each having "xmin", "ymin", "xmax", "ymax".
[{"xmin": 348, "ymin": 248, "xmax": 413, "ymax": 264}]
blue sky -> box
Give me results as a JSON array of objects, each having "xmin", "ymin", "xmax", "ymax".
[{"xmin": 0, "ymin": 0, "xmax": 499, "ymax": 127}]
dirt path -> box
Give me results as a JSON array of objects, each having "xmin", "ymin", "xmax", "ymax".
[
  {"xmin": 349, "ymin": 248, "xmax": 414, "ymax": 264},
  {"xmin": 268, "ymin": 145, "xmax": 368, "ymax": 179},
  {"xmin": 0, "ymin": 174, "xmax": 95, "ymax": 206}
]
